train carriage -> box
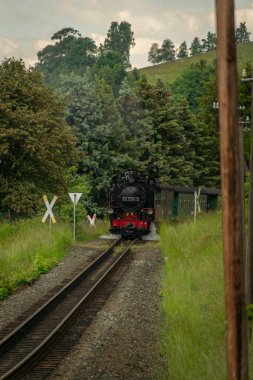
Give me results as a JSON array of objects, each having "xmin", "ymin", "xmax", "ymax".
[{"xmin": 155, "ymin": 184, "xmax": 220, "ymax": 221}]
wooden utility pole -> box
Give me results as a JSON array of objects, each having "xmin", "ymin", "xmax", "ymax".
[
  {"xmin": 215, "ymin": 1, "xmax": 248, "ymax": 379},
  {"xmin": 242, "ymin": 69, "xmax": 253, "ymax": 304},
  {"xmin": 249, "ymin": 75, "xmax": 253, "ymax": 304}
]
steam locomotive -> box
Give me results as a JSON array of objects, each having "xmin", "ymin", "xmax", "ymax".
[
  {"xmin": 108, "ymin": 171, "xmax": 220, "ymax": 239},
  {"xmin": 108, "ymin": 172, "xmax": 156, "ymax": 239}
]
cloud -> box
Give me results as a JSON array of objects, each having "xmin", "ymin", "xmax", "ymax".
[
  {"xmin": 56, "ymin": 1, "xmax": 102, "ymax": 24},
  {"xmin": 0, "ymin": 38, "xmax": 18, "ymax": 56},
  {"xmin": 236, "ymin": 7, "xmax": 253, "ymax": 27},
  {"xmin": 90, "ymin": 33, "xmax": 105, "ymax": 47},
  {"xmin": 22, "ymin": 55, "xmax": 38, "ymax": 67},
  {"xmin": 132, "ymin": 37, "xmax": 162, "ymax": 54},
  {"xmin": 33, "ymin": 39, "xmax": 53, "ymax": 51},
  {"xmin": 118, "ymin": 10, "xmax": 165, "ymax": 36}
]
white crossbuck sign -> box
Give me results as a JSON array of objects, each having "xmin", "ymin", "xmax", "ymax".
[
  {"xmin": 42, "ymin": 195, "xmax": 57, "ymax": 224},
  {"xmin": 87, "ymin": 214, "xmax": 96, "ymax": 226}
]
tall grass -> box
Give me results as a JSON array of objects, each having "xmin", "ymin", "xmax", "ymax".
[
  {"xmin": 160, "ymin": 213, "xmax": 226, "ymax": 379},
  {"xmin": 0, "ymin": 217, "xmax": 110, "ymax": 301},
  {"xmin": 0, "ymin": 219, "xmax": 72, "ymax": 300},
  {"xmin": 159, "ymin": 212, "xmax": 253, "ymax": 379},
  {"xmin": 75, "ymin": 219, "xmax": 109, "ymax": 241}
]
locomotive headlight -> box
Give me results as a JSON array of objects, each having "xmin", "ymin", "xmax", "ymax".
[
  {"xmin": 147, "ymin": 209, "xmax": 153, "ymax": 215},
  {"xmin": 108, "ymin": 208, "xmax": 114, "ymax": 214}
]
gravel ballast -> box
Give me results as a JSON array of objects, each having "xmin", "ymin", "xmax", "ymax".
[{"xmin": 0, "ymin": 239, "xmax": 167, "ymax": 379}]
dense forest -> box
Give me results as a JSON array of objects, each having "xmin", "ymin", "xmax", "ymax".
[{"xmin": 0, "ymin": 21, "xmax": 252, "ymax": 218}]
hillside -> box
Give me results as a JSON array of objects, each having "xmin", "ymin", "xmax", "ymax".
[{"xmin": 139, "ymin": 41, "xmax": 253, "ymax": 85}]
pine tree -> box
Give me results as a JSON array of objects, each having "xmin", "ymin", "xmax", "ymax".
[
  {"xmin": 177, "ymin": 41, "xmax": 188, "ymax": 59},
  {"xmin": 201, "ymin": 32, "xmax": 217, "ymax": 52},
  {"xmin": 189, "ymin": 37, "xmax": 203, "ymax": 56},
  {"xmin": 117, "ymin": 78, "xmax": 152, "ymax": 170},
  {"xmin": 136, "ymin": 77, "xmax": 194, "ymax": 185},
  {"xmin": 160, "ymin": 39, "xmax": 176, "ymax": 62},
  {"xmin": 194, "ymin": 69, "xmax": 221, "ymax": 187},
  {"xmin": 236, "ymin": 21, "xmax": 251, "ymax": 43}
]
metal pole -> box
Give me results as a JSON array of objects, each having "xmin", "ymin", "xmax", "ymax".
[
  {"xmin": 194, "ymin": 191, "xmax": 197, "ymax": 222},
  {"xmin": 247, "ymin": 72, "xmax": 253, "ymax": 304},
  {"xmin": 215, "ymin": 1, "xmax": 248, "ymax": 379}
]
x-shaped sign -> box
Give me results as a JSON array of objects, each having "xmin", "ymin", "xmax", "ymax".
[
  {"xmin": 87, "ymin": 214, "xmax": 96, "ymax": 226},
  {"xmin": 42, "ymin": 195, "xmax": 57, "ymax": 224}
]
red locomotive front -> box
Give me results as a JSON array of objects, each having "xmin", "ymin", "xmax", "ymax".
[{"xmin": 108, "ymin": 171, "xmax": 156, "ymax": 239}]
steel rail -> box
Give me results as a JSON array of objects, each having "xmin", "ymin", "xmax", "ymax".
[{"xmin": 0, "ymin": 238, "xmax": 137, "ymax": 380}]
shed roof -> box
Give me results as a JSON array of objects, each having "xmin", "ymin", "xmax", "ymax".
[{"xmin": 157, "ymin": 184, "xmax": 221, "ymax": 195}]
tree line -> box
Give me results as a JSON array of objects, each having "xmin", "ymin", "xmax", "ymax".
[
  {"xmin": 1, "ymin": 20, "xmax": 252, "ymax": 218},
  {"xmin": 148, "ymin": 21, "xmax": 251, "ymax": 64}
]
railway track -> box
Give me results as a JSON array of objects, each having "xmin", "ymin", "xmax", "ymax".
[{"xmin": 0, "ymin": 238, "xmax": 138, "ymax": 380}]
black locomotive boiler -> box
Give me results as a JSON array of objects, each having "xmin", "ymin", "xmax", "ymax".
[{"xmin": 108, "ymin": 172, "xmax": 156, "ymax": 239}]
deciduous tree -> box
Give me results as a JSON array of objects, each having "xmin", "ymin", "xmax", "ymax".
[
  {"xmin": 160, "ymin": 39, "xmax": 176, "ymax": 62},
  {"xmin": 0, "ymin": 59, "xmax": 78, "ymax": 216},
  {"xmin": 36, "ymin": 28, "xmax": 97, "ymax": 86},
  {"xmin": 148, "ymin": 43, "xmax": 162, "ymax": 65},
  {"xmin": 102, "ymin": 21, "xmax": 135, "ymax": 68}
]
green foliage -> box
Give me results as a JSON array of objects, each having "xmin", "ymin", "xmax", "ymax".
[
  {"xmin": 59, "ymin": 166, "xmax": 92, "ymax": 221},
  {"xmin": 160, "ymin": 39, "xmax": 176, "ymax": 62},
  {"xmin": 171, "ymin": 59, "xmax": 215, "ymax": 112},
  {"xmin": 0, "ymin": 218, "xmax": 72, "ymax": 300},
  {"xmin": 91, "ymin": 50, "xmax": 127, "ymax": 95},
  {"xmin": 159, "ymin": 213, "xmax": 226, "ymax": 379},
  {"xmin": 148, "ymin": 43, "xmax": 162, "ymax": 65},
  {"xmin": 201, "ymin": 31, "xmax": 217, "ymax": 52},
  {"xmin": 141, "ymin": 42, "xmax": 253, "ymax": 86},
  {"xmin": 36, "ymin": 28, "xmax": 97, "ymax": 86},
  {"xmin": 189, "ymin": 37, "xmax": 203, "ymax": 56},
  {"xmin": 170, "ymin": 59, "xmax": 221, "ymax": 187},
  {"xmin": 136, "ymin": 77, "xmax": 195, "ymax": 185},
  {"xmin": 102, "ymin": 21, "xmax": 135, "ymax": 68},
  {"xmin": 236, "ymin": 21, "xmax": 251, "ymax": 43},
  {"xmin": 117, "ymin": 78, "xmax": 152, "ymax": 169},
  {"xmin": 193, "ymin": 65, "xmax": 220, "ymax": 187},
  {"xmin": 0, "ymin": 287, "xmax": 9, "ymax": 300},
  {"xmin": 75, "ymin": 219, "xmax": 109, "ymax": 241},
  {"xmin": 177, "ymin": 41, "xmax": 188, "ymax": 59},
  {"xmin": 148, "ymin": 39, "xmax": 176, "ymax": 64},
  {"xmin": 238, "ymin": 62, "xmax": 253, "ymax": 167},
  {"xmin": 0, "ymin": 58, "xmax": 78, "ymax": 217},
  {"xmin": 59, "ymin": 73, "xmax": 132, "ymax": 205},
  {"xmin": 51, "ymin": 27, "xmax": 81, "ymax": 41}
]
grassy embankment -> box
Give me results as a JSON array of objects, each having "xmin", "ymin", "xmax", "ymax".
[
  {"xmin": 139, "ymin": 41, "xmax": 253, "ymax": 85},
  {"xmin": 159, "ymin": 212, "xmax": 253, "ymax": 380},
  {"xmin": 0, "ymin": 218, "xmax": 108, "ymax": 301}
]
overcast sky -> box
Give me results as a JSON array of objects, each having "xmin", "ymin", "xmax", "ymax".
[{"xmin": 0, "ymin": 0, "xmax": 252, "ymax": 68}]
